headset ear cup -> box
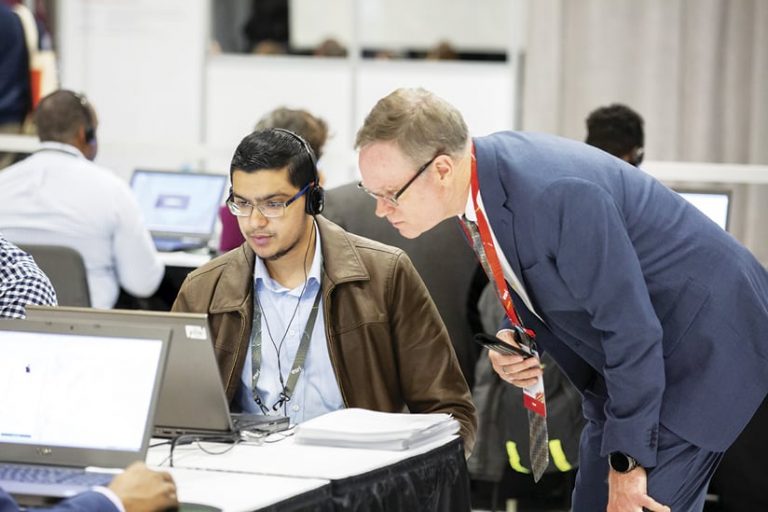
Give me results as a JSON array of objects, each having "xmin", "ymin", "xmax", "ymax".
[
  {"xmin": 306, "ymin": 185, "xmax": 325, "ymax": 215},
  {"xmin": 315, "ymin": 186, "xmax": 325, "ymax": 214}
]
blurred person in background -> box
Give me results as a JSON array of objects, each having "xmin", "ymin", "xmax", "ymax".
[
  {"xmin": 0, "ymin": 90, "xmax": 164, "ymax": 308},
  {"xmin": 585, "ymin": 103, "xmax": 645, "ymax": 166}
]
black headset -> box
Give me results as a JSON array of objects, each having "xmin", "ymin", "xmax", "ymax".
[
  {"xmin": 73, "ymin": 92, "xmax": 96, "ymax": 145},
  {"xmin": 273, "ymin": 128, "xmax": 324, "ymax": 215}
]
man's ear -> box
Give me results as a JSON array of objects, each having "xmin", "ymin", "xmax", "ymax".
[
  {"xmin": 74, "ymin": 125, "xmax": 98, "ymax": 161},
  {"xmin": 434, "ymin": 154, "xmax": 454, "ymax": 181},
  {"xmin": 75, "ymin": 125, "xmax": 87, "ymax": 145},
  {"xmin": 70, "ymin": 125, "xmax": 89, "ymax": 153}
]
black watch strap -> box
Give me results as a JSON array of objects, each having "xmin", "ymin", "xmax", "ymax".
[{"xmin": 609, "ymin": 452, "xmax": 639, "ymax": 473}]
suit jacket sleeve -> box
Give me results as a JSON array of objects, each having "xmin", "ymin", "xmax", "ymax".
[
  {"xmin": 536, "ymin": 178, "xmax": 665, "ymax": 468},
  {"xmin": 388, "ymin": 251, "xmax": 478, "ymax": 455},
  {"xmin": 0, "ymin": 488, "xmax": 119, "ymax": 512}
]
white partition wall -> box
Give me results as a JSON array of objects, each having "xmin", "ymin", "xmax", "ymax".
[
  {"xmin": 57, "ymin": 0, "xmax": 209, "ymax": 179},
  {"xmin": 291, "ymin": 0, "xmax": 514, "ymax": 53},
  {"xmin": 54, "ymin": 0, "xmax": 520, "ymax": 186},
  {"xmin": 204, "ymin": 57, "xmax": 516, "ymax": 187},
  {"xmin": 204, "ymin": 55, "xmax": 354, "ymax": 184},
  {"xmin": 355, "ymin": 60, "xmax": 515, "ymax": 138}
]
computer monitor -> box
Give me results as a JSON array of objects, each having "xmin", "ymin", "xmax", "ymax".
[
  {"xmin": 676, "ymin": 190, "xmax": 731, "ymax": 231},
  {"xmin": 130, "ymin": 169, "xmax": 228, "ymax": 251}
]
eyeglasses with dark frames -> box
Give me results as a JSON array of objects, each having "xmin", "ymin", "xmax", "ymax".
[
  {"xmin": 357, "ymin": 153, "xmax": 441, "ymax": 207},
  {"xmin": 226, "ymin": 183, "xmax": 310, "ymax": 218}
]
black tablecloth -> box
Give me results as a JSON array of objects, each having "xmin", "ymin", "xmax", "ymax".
[{"xmin": 328, "ymin": 438, "xmax": 471, "ymax": 512}]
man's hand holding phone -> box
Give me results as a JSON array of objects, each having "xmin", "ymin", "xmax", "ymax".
[{"xmin": 479, "ymin": 330, "xmax": 543, "ymax": 389}]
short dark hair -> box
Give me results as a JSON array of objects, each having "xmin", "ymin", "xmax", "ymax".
[
  {"xmin": 230, "ymin": 128, "xmax": 316, "ymax": 189},
  {"xmin": 34, "ymin": 90, "xmax": 93, "ymax": 143},
  {"xmin": 585, "ymin": 104, "xmax": 644, "ymax": 159}
]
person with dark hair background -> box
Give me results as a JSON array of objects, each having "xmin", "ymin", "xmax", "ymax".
[{"xmin": 585, "ymin": 103, "xmax": 645, "ymax": 166}]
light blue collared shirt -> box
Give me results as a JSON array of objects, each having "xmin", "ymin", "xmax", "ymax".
[{"xmin": 235, "ymin": 224, "xmax": 344, "ymax": 423}]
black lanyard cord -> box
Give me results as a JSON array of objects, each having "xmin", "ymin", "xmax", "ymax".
[{"xmin": 250, "ymin": 289, "xmax": 323, "ymax": 414}]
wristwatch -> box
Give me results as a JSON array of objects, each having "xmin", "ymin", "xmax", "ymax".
[{"xmin": 609, "ymin": 452, "xmax": 639, "ymax": 473}]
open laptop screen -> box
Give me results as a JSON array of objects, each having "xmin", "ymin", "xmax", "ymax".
[
  {"xmin": 0, "ymin": 325, "xmax": 167, "ymax": 456},
  {"xmin": 130, "ymin": 170, "xmax": 228, "ymax": 238},
  {"xmin": 676, "ymin": 190, "xmax": 730, "ymax": 231}
]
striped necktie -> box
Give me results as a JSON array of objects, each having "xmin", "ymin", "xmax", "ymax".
[{"xmin": 463, "ymin": 216, "xmax": 549, "ymax": 481}]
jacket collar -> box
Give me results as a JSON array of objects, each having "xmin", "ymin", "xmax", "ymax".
[{"xmin": 208, "ymin": 215, "xmax": 369, "ymax": 314}]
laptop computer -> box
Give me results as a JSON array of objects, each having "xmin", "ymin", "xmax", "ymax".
[
  {"xmin": 25, "ymin": 306, "xmax": 289, "ymax": 438},
  {"xmin": 675, "ymin": 189, "xmax": 731, "ymax": 231},
  {"xmin": 129, "ymin": 169, "xmax": 228, "ymax": 252},
  {"xmin": 0, "ymin": 318, "xmax": 171, "ymax": 503}
]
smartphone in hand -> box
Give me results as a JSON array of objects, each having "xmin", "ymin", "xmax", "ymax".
[{"xmin": 473, "ymin": 333, "xmax": 533, "ymax": 359}]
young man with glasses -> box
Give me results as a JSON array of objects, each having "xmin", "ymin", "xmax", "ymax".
[
  {"xmin": 172, "ymin": 129, "xmax": 477, "ymax": 453},
  {"xmin": 355, "ymin": 88, "xmax": 768, "ymax": 511}
]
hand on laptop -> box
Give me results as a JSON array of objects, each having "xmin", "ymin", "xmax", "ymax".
[{"xmin": 109, "ymin": 462, "xmax": 178, "ymax": 512}]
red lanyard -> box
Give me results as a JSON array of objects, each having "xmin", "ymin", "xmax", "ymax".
[{"xmin": 468, "ymin": 144, "xmax": 534, "ymax": 338}]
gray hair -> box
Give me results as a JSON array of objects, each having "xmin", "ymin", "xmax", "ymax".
[{"xmin": 355, "ymin": 88, "xmax": 469, "ymax": 164}]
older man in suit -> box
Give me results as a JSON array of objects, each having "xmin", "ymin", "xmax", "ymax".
[{"xmin": 355, "ymin": 88, "xmax": 768, "ymax": 512}]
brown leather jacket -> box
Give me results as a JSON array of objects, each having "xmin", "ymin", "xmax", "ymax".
[{"xmin": 172, "ymin": 216, "xmax": 477, "ymax": 453}]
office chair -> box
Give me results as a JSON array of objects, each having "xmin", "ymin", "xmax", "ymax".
[{"xmin": 19, "ymin": 244, "xmax": 91, "ymax": 307}]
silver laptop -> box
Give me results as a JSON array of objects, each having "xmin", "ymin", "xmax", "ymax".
[
  {"xmin": 129, "ymin": 169, "xmax": 228, "ymax": 252},
  {"xmin": 25, "ymin": 306, "xmax": 289, "ymax": 438},
  {"xmin": 0, "ymin": 318, "xmax": 170, "ymax": 504}
]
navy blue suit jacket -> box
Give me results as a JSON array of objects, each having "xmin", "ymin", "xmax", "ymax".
[
  {"xmin": 475, "ymin": 132, "xmax": 768, "ymax": 468},
  {"xmin": 0, "ymin": 488, "xmax": 117, "ymax": 512}
]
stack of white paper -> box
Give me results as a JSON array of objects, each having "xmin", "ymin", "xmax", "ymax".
[{"xmin": 294, "ymin": 408, "xmax": 459, "ymax": 450}]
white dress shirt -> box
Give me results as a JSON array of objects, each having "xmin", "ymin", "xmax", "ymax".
[{"xmin": 0, "ymin": 142, "xmax": 164, "ymax": 308}]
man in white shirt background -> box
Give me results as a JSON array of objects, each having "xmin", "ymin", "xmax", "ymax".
[{"xmin": 0, "ymin": 90, "xmax": 163, "ymax": 308}]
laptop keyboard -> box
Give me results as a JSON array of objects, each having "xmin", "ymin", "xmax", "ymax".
[{"xmin": 0, "ymin": 464, "xmax": 114, "ymax": 486}]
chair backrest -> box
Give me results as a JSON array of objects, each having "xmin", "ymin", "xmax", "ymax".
[{"xmin": 19, "ymin": 244, "xmax": 91, "ymax": 307}]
